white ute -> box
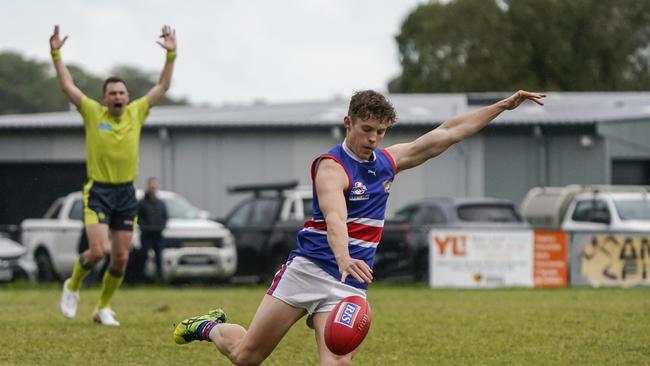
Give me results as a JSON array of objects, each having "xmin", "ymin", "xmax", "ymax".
[
  {"xmin": 521, "ymin": 185, "xmax": 650, "ymax": 231},
  {"xmin": 20, "ymin": 190, "xmax": 237, "ymax": 282}
]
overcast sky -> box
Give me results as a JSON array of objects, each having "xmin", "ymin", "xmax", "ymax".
[{"xmin": 1, "ymin": 0, "xmax": 426, "ymax": 105}]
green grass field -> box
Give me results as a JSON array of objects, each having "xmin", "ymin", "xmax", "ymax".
[{"xmin": 1, "ymin": 281, "xmax": 649, "ymax": 365}]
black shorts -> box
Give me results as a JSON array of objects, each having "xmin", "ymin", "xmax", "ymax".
[{"xmin": 83, "ymin": 180, "xmax": 137, "ymax": 231}]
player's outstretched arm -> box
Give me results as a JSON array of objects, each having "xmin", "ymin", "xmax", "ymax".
[
  {"xmin": 315, "ymin": 159, "xmax": 373, "ymax": 284},
  {"xmin": 145, "ymin": 25, "xmax": 177, "ymax": 107},
  {"xmin": 49, "ymin": 25, "xmax": 83, "ymax": 108},
  {"xmin": 386, "ymin": 90, "xmax": 545, "ymax": 172}
]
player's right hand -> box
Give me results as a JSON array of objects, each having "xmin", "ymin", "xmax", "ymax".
[
  {"xmin": 50, "ymin": 25, "xmax": 68, "ymax": 50},
  {"xmin": 338, "ymin": 256, "xmax": 373, "ymax": 284}
]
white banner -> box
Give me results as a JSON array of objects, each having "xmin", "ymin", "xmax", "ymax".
[{"xmin": 429, "ymin": 229, "xmax": 534, "ymax": 288}]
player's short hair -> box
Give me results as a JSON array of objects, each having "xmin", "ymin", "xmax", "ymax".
[
  {"xmin": 348, "ymin": 90, "xmax": 397, "ymax": 127},
  {"xmin": 102, "ymin": 76, "xmax": 128, "ymax": 94}
]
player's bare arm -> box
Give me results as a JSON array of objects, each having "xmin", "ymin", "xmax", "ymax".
[
  {"xmin": 145, "ymin": 25, "xmax": 177, "ymax": 107},
  {"xmin": 386, "ymin": 90, "xmax": 545, "ymax": 172},
  {"xmin": 315, "ymin": 158, "xmax": 373, "ymax": 284},
  {"xmin": 49, "ymin": 25, "xmax": 83, "ymax": 108}
]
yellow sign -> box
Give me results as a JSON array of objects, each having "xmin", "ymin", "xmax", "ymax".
[{"xmin": 581, "ymin": 235, "xmax": 650, "ymax": 287}]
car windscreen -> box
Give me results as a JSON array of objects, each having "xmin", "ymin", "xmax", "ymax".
[
  {"xmin": 163, "ymin": 196, "xmax": 202, "ymax": 219},
  {"xmin": 613, "ymin": 198, "xmax": 650, "ymax": 220},
  {"xmin": 251, "ymin": 199, "xmax": 281, "ymax": 226},
  {"xmin": 457, "ymin": 204, "xmax": 521, "ymax": 222}
]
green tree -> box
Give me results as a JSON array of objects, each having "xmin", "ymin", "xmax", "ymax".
[
  {"xmin": 110, "ymin": 65, "xmax": 187, "ymax": 105},
  {"xmin": 390, "ymin": 0, "xmax": 650, "ymax": 92},
  {"xmin": 0, "ymin": 51, "xmax": 187, "ymax": 114},
  {"xmin": 0, "ymin": 52, "xmax": 59, "ymax": 114}
]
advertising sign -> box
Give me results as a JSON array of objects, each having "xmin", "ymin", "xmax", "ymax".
[
  {"xmin": 429, "ymin": 229, "xmax": 534, "ymax": 288},
  {"xmin": 533, "ymin": 230, "xmax": 568, "ymax": 288},
  {"xmin": 569, "ymin": 232, "xmax": 650, "ymax": 287}
]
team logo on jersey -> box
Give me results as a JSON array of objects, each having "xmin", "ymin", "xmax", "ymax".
[
  {"xmin": 351, "ymin": 181, "xmax": 367, "ymax": 195},
  {"xmin": 383, "ymin": 179, "xmax": 393, "ymax": 193},
  {"xmin": 350, "ymin": 181, "xmax": 369, "ymax": 201},
  {"xmin": 334, "ymin": 302, "xmax": 359, "ymax": 328},
  {"xmin": 99, "ymin": 121, "xmax": 112, "ymax": 131}
]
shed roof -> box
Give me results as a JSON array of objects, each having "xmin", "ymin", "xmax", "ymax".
[{"xmin": 1, "ymin": 92, "xmax": 649, "ymax": 130}]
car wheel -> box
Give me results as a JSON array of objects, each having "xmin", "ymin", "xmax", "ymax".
[
  {"xmin": 35, "ymin": 249, "xmax": 59, "ymax": 282},
  {"xmin": 11, "ymin": 267, "xmax": 32, "ymax": 282}
]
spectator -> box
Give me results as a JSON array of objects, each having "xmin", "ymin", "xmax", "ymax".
[{"xmin": 136, "ymin": 177, "xmax": 168, "ymax": 283}]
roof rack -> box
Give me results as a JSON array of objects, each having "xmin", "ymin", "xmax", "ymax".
[{"xmin": 227, "ymin": 180, "xmax": 299, "ymax": 197}]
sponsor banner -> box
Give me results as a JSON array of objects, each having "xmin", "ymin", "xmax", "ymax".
[
  {"xmin": 533, "ymin": 230, "xmax": 568, "ymax": 288},
  {"xmin": 569, "ymin": 232, "xmax": 650, "ymax": 288},
  {"xmin": 429, "ymin": 229, "xmax": 534, "ymax": 288}
]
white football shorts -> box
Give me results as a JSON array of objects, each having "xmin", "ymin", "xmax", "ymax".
[{"xmin": 267, "ymin": 255, "xmax": 366, "ymax": 316}]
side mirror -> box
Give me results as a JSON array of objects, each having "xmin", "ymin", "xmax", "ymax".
[{"xmin": 198, "ymin": 210, "xmax": 210, "ymax": 220}]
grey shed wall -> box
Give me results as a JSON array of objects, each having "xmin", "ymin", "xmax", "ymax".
[
  {"xmin": 137, "ymin": 127, "xmax": 485, "ymax": 218},
  {"xmin": 483, "ymin": 129, "xmax": 607, "ymax": 205}
]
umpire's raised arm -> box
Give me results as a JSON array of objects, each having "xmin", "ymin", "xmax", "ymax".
[
  {"xmin": 49, "ymin": 25, "xmax": 84, "ymax": 109},
  {"xmin": 145, "ymin": 25, "xmax": 177, "ymax": 107}
]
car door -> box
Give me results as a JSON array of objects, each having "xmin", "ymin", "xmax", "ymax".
[
  {"xmin": 415, "ymin": 205, "xmax": 447, "ymax": 268},
  {"xmin": 250, "ymin": 198, "xmax": 284, "ymax": 276},
  {"xmin": 225, "ymin": 199, "xmax": 255, "ymax": 274},
  {"xmin": 226, "ymin": 198, "xmax": 281, "ymax": 276}
]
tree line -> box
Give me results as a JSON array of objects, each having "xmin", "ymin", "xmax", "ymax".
[
  {"xmin": 0, "ymin": 51, "xmax": 187, "ymax": 115},
  {"xmin": 390, "ymin": 0, "xmax": 650, "ymax": 93}
]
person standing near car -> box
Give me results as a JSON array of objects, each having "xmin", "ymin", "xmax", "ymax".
[
  {"xmin": 52, "ymin": 24, "xmax": 177, "ymax": 326},
  {"xmin": 136, "ymin": 177, "xmax": 168, "ymax": 283}
]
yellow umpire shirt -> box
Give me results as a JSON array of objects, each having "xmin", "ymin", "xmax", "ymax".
[{"xmin": 79, "ymin": 95, "xmax": 150, "ymax": 183}]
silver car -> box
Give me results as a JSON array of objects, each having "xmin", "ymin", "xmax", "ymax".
[{"xmin": 0, "ymin": 233, "xmax": 37, "ymax": 282}]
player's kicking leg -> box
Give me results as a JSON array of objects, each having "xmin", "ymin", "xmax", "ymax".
[{"xmin": 174, "ymin": 294, "xmax": 305, "ymax": 366}]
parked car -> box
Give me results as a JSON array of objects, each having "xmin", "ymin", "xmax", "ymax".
[
  {"xmin": 222, "ymin": 180, "xmax": 529, "ymax": 282},
  {"xmin": 379, "ymin": 197, "xmax": 530, "ymax": 280},
  {"xmin": 20, "ymin": 190, "xmax": 237, "ymax": 282},
  {"xmin": 222, "ymin": 181, "xmax": 312, "ymax": 280},
  {"xmin": 0, "ymin": 232, "xmax": 37, "ymax": 282},
  {"xmin": 520, "ymin": 185, "xmax": 650, "ymax": 231}
]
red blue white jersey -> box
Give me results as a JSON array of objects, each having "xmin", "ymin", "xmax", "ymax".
[{"xmin": 289, "ymin": 142, "xmax": 396, "ymax": 289}]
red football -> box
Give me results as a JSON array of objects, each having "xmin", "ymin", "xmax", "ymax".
[{"xmin": 324, "ymin": 295, "xmax": 372, "ymax": 355}]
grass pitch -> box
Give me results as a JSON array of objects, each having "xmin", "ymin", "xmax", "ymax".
[{"xmin": 1, "ymin": 281, "xmax": 649, "ymax": 365}]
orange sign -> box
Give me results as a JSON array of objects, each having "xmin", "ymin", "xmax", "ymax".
[{"xmin": 533, "ymin": 231, "xmax": 568, "ymax": 287}]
